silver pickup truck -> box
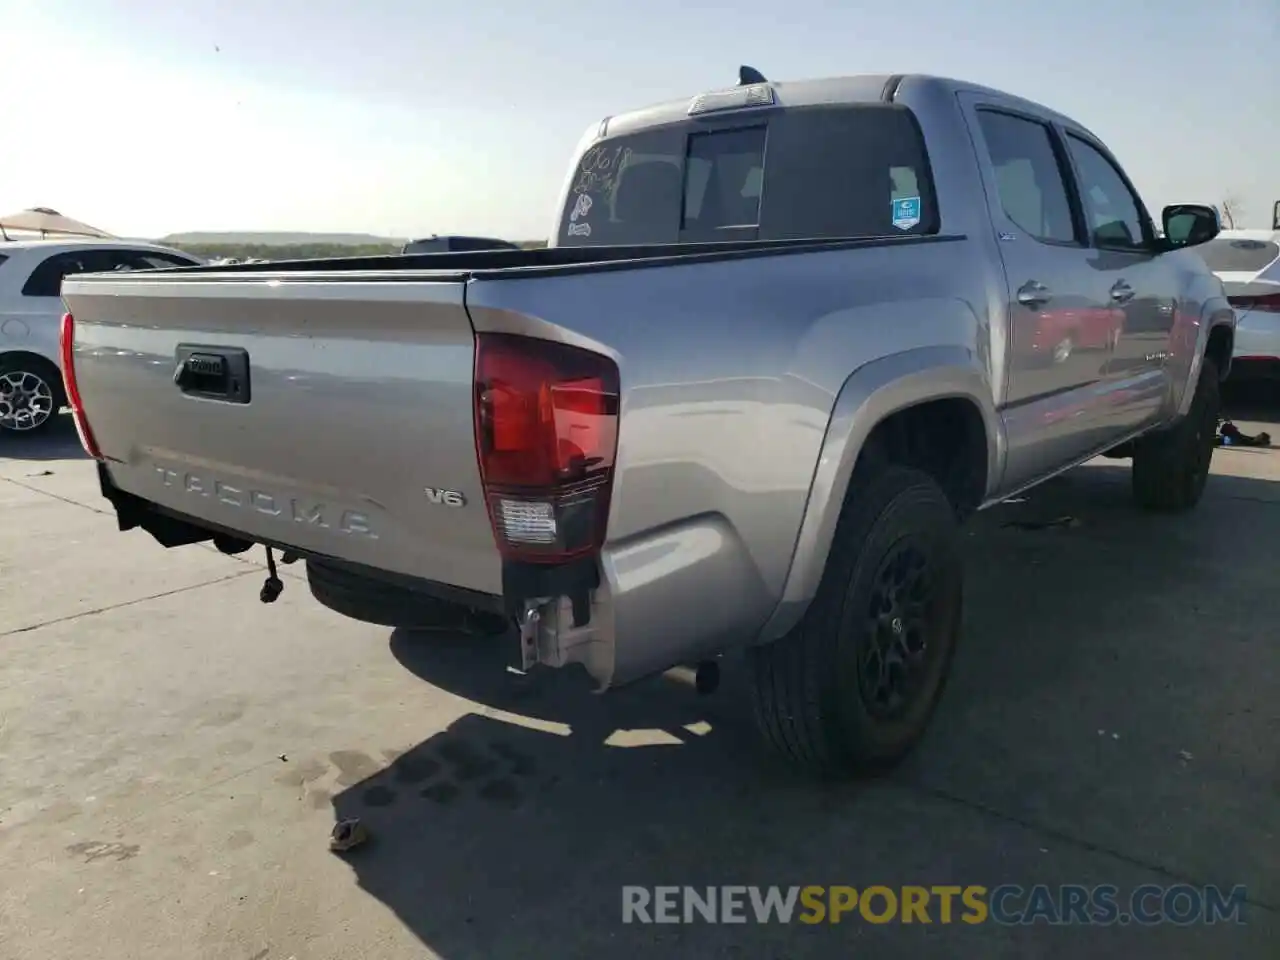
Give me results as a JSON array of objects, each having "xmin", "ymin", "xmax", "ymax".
[{"xmin": 60, "ymin": 71, "xmax": 1234, "ymax": 777}]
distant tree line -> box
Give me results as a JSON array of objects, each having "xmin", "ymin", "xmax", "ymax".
[{"xmin": 170, "ymin": 239, "xmax": 549, "ymax": 262}]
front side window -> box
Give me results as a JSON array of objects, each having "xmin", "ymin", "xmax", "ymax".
[
  {"xmin": 975, "ymin": 110, "xmax": 1076, "ymax": 244},
  {"xmin": 1064, "ymin": 134, "xmax": 1147, "ymax": 250}
]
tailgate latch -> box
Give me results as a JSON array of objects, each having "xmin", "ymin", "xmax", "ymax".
[{"xmin": 173, "ymin": 344, "xmax": 252, "ymax": 404}]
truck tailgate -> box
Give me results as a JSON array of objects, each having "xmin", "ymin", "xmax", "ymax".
[{"xmin": 61, "ymin": 275, "xmax": 502, "ymax": 596}]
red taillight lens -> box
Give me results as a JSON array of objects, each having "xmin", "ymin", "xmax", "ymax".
[
  {"xmin": 474, "ymin": 333, "xmax": 619, "ymax": 563},
  {"xmin": 1229, "ymin": 292, "xmax": 1280, "ymax": 313},
  {"xmin": 59, "ymin": 312, "xmax": 102, "ymax": 460}
]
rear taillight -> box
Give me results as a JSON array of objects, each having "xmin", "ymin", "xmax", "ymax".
[
  {"xmin": 1229, "ymin": 292, "xmax": 1280, "ymax": 313},
  {"xmin": 474, "ymin": 333, "xmax": 619, "ymax": 564},
  {"xmin": 59, "ymin": 312, "xmax": 102, "ymax": 460}
]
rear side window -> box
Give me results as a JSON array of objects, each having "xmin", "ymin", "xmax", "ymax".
[
  {"xmin": 1196, "ymin": 238, "xmax": 1280, "ymax": 275},
  {"xmin": 21, "ymin": 251, "xmax": 107, "ymax": 297},
  {"xmin": 975, "ymin": 110, "xmax": 1076, "ymax": 244},
  {"xmin": 559, "ymin": 103, "xmax": 937, "ymax": 246}
]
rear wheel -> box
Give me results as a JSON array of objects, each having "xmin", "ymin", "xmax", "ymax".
[
  {"xmin": 0, "ymin": 355, "xmax": 63, "ymax": 434},
  {"xmin": 1131, "ymin": 357, "xmax": 1219, "ymax": 512},
  {"xmin": 748, "ymin": 464, "xmax": 963, "ymax": 777}
]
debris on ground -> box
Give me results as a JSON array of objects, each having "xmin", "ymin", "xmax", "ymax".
[
  {"xmin": 329, "ymin": 818, "xmax": 369, "ymax": 853},
  {"xmin": 1218, "ymin": 420, "xmax": 1271, "ymax": 447},
  {"xmin": 1003, "ymin": 515, "xmax": 1080, "ymax": 531}
]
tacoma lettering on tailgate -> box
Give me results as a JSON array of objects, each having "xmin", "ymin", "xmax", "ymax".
[{"xmin": 154, "ymin": 467, "xmax": 378, "ymax": 539}]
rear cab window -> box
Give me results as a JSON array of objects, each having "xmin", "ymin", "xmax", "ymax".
[{"xmin": 558, "ymin": 103, "xmax": 938, "ymax": 246}]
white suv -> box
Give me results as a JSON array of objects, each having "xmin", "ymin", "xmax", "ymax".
[{"xmin": 0, "ymin": 239, "xmax": 201, "ymax": 434}]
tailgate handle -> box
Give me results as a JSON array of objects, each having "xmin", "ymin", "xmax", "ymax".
[{"xmin": 174, "ymin": 345, "xmax": 251, "ymax": 404}]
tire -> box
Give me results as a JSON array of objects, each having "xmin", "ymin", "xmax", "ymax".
[
  {"xmin": 305, "ymin": 559, "xmax": 508, "ymax": 634},
  {"xmin": 0, "ymin": 355, "xmax": 64, "ymax": 434},
  {"xmin": 748, "ymin": 464, "xmax": 964, "ymax": 778},
  {"xmin": 1131, "ymin": 357, "xmax": 1220, "ymax": 512}
]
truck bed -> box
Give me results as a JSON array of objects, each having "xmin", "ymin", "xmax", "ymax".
[
  {"xmin": 60, "ymin": 231, "xmax": 963, "ymax": 611},
  {"xmin": 136, "ymin": 234, "xmax": 945, "ymax": 280}
]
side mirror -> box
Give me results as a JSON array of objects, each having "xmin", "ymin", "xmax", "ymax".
[
  {"xmin": 1272, "ymin": 200, "xmax": 1279, "ymax": 232},
  {"xmin": 1162, "ymin": 204, "xmax": 1221, "ymax": 249}
]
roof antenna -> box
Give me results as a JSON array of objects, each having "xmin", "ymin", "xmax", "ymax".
[{"xmin": 739, "ymin": 65, "xmax": 767, "ymax": 86}]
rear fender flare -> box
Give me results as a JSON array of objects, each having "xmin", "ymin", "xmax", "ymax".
[
  {"xmin": 1176, "ymin": 296, "xmax": 1235, "ymax": 418},
  {"xmin": 755, "ymin": 345, "xmax": 1001, "ymax": 644}
]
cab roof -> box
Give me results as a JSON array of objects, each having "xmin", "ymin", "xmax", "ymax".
[{"xmin": 601, "ymin": 73, "xmax": 1089, "ymax": 139}]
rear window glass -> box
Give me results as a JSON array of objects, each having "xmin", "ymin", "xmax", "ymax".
[
  {"xmin": 1196, "ymin": 238, "xmax": 1280, "ymax": 275},
  {"xmin": 559, "ymin": 104, "xmax": 937, "ymax": 246},
  {"xmin": 683, "ymin": 127, "xmax": 766, "ymax": 232}
]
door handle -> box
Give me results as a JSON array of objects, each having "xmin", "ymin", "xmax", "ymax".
[
  {"xmin": 1110, "ymin": 280, "xmax": 1135, "ymax": 304},
  {"xmin": 1016, "ymin": 280, "xmax": 1051, "ymax": 308}
]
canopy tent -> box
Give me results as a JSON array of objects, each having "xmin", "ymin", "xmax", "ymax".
[{"xmin": 0, "ymin": 207, "xmax": 113, "ymax": 240}]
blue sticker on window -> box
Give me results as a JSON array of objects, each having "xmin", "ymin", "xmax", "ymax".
[{"xmin": 892, "ymin": 196, "xmax": 922, "ymax": 231}]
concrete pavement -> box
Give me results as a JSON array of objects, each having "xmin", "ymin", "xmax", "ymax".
[{"xmin": 1, "ymin": 406, "xmax": 1276, "ymax": 959}]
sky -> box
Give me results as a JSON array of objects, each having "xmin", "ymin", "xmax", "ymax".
[{"xmin": 2, "ymin": 0, "xmax": 1276, "ymax": 241}]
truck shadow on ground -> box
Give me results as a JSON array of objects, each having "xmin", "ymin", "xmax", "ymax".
[
  {"xmin": 328, "ymin": 454, "xmax": 1279, "ymax": 959},
  {"xmin": 1223, "ymin": 379, "xmax": 1280, "ymax": 428}
]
